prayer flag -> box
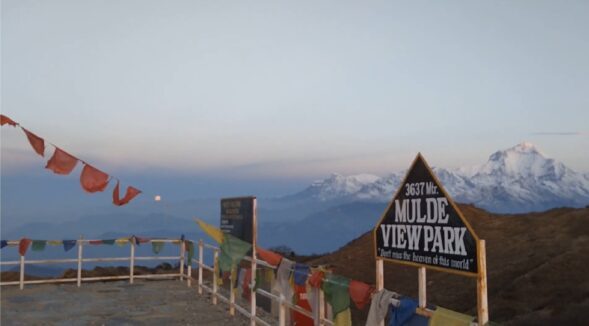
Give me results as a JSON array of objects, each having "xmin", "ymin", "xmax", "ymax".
[
  {"xmin": 309, "ymin": 269, "xmax": 324, "ymax": 288},
  {"xmin": 113, "ymin": 181, "xmax": 141, "ymax": 206},
  {"xmin": 195, "ymin": 219, "xmax": 224, "ymax": 244},
  {"xmin": 185, "ymin": 241, "xmax": 194, "ymax": 263},
  {"xmin": 80, "ymin": 164, "xmax": 109, "ymax": 193},
  {"xmin": 429, "ymin": 307, "xmax": 474, "ymax": 326},
  {"xmin": 218, "ymin": 233, "xmax": 252, "ymax": 274},
  {"xmin": 152, "ymin": 241, "xmax": 165, "ymax": 254},
  {"xmin": 102, "ymin": 239, "xmax": 115, "ymax": 245},
  {"xmin": 366, "ymin": 289, "xmax": 397, "ymax": 326},
  {"xmin": 348, "ymin": 280, "xmax": 374, "ymax": 310},
  {"xmin": 32, "ymin": 240, "xmax": 47, "ymax": 251},
  {"xmin": 19, "ymin": 238, "xmax": 32, "ymax": 256},
  {"xmin": 47, "ymin": 240, "xmax": 62, "ymax": 246},
  {"xmin": 115, "ymin": 238, "xmax": 129, "ymax": 246},
  {"xmin": 274, "ymin": 258, "xmax": 295, "ymax": 303},
  {"xmin": 257, "ymin": 247, "xmax": 283, "ymax": 267},
  {"xmin": 1, "ymin": 240, "xmax": 8, "ymax": 249},
  {"xmin": 322, "ymin": 274, "xmax": 350, "ymax": 315},
  {"xmin": 89, "ymin": 240, "xmax": 103, "ymax": 245},
  {"xmin": 294, "ymin": 263, "xmax": 310, "ymax": 286},
  {"xmin": 1, "ymin": 114, "xmax": 17, "ymax": 126},
  {"xmin": 63, "ymin": 240, "xmax": 77, "ymax": 252},
  {"xmin": 334, "ymin": 308, "xmax": 352, "ymax": 326},
  {"xmin": 22, "ymin": 128, "xmax": 45, "ymax": 157},
  {"xmin": 45, "ymin": 147, "xmax": 78, "ymax": 175},
  {"xmin": 389, "ymin": 298, "xmax": 418, "ymax": 326}
]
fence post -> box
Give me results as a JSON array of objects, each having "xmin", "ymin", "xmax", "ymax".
[
  {"xmin": 477, "ymin": 240, "xmax": 489, "ymax": 325},
  {"xmin": 77, "ymin": 236, "xmax": 83, "ymax": 287},
  {"xmin": 130, "ymin": 238, "xmax": 135, "ymax": 284},
  {"xmin": 213, "ymin": 249, "xmax": 218, "ymax": 305},
  {"xmin": 198, "ymin": 240, "xmax": 203, "ymax": 295},
  {"xmin": 376, "ymin": 258, "xmax": 384, "ymax": 326},
  {"xmin": 418, "ymin": 267, "xmax": 426, "ymax": 308},
  {"xmin": 312, "ymin": 286, "xmax": 322, "ymax": 326},
  {"xmin": 250, "ymin": 257, "xmax": 257, "ymax": 326},
  {"xmin": 19, "ymin": 255, "xmax": 25, "ymax": 290},
  {"xmin": 278, "ymin": 294, "xmax": 286, "ymax": 326},
  {"xmin": 180, "ymin": 240, "xmax": 185, "ymax": 281},
  {"xmin": 187, "ymin": 264, "xmax": 192, "ymax": 287},
  {"xmin": 230, "ymin": 269, "xmax": 236, "ymax": 316}
]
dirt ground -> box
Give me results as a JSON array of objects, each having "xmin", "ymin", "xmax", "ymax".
[{"xmin": 1, "ymin": 280, "xmax": 254, "ymax": 325}]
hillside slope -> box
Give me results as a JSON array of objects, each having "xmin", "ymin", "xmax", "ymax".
[{"xmin": 310, "ymin": 205, "xmax": 589, "ymax": 325}]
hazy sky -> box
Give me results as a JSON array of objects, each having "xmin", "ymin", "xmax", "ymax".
[{"xmin": 2, "ymin": 0, "xmax": 588, "ymax": 183}]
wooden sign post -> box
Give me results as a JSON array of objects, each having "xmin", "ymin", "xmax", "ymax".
[{"xmin": 374, "ymin": 153, "xmax": 488, "ymax": 324}]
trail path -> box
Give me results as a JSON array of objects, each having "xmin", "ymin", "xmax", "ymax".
[{"xmin": 1, "ymin": 280, "xmax": 252, "ymax": 325}]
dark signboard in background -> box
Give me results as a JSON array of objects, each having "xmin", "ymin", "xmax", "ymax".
[
  {"xmin": 220, "ymin": 196, "xmax": 255, "ymax": 244},
  {"xmin": 374, "ymin": 154, "xmax": 479, "ymax": 276}
]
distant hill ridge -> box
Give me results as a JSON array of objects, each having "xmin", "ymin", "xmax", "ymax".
[{"xmin": 285, "ymin": 142, "xmax": 589, "ymax": 213}]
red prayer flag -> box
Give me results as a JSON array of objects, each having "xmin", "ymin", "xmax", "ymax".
[
  {"xmin": 1, "ymin": 114, "xmax": 17, "ymax": 126},
  {"xmin": 308, "ymin": 270, "xmax": 324, "ymax": 288},
  {"xmin": 89, "ymin": 240, "xmax": 103, "ymax": 245},
  {"xmin": 18, "ymin": 238, "xmax": 32, "ymax": 256},
  {"xmin": 80, "ymin": 164, "xmax": 109, "ymax": 193},
  {"xmin": 257, "ymin": 247, "xmax": 283, "ymax": 267},
  {"xmin": 349, "ymin": 280, "xmax": 375, "ymax": 310},
  {"xmin": 22, "ymin": 128, "xmax": 45, "ymax": 157},
  {"xmin": 112, "ymin": 181, "xmax": 142, "ymax": 206},
  {"xmin": 46, "ymin": 147, "xmax": 79, "ymax": 175}
]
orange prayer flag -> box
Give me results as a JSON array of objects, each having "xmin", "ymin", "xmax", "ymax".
[
  {"xmin": 22, "ymin": 128, "xmax": 45, "ymax": 157},
  {"xmin": 46, "ymin": 147, "xmax": 79, "ymax": 175},
  {"xmin": 348, "ymin": 280, "xmax": 375, "ymax": 310},
  {"xmin": 80, "ymin": 164, "xmax": 109, "ymax": 193},
  {"xmin": 257, "ymin": 247, "xmax": 283, "ymax": 267},
  {"xmin": 113, "ymin": 181, "xmax": 142, "ymax": 206},
  {"xmin": 1, "ymin": 114, "xmax": 17, "ymax": 126},
  {"xmin": 18, "ymin": 238, "xmax": 32, "ymax": 256}
]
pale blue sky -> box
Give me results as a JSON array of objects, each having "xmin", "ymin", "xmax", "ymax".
[{"xmin": 2, "ymin": 0, "xmax": 588, "ymax": 182}]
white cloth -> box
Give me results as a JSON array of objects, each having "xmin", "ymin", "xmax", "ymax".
[{"xmin": 366, "ymin": 289, "xmax": 397, "ymax": 326}]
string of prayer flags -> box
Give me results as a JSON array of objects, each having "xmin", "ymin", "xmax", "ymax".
[
  {"xmin": 19, "ymin": 238, "xmax": 32, "ymax": 256},
  {"xmin": 257, "ymin": 247, "xmax": 283, "ymax": 267},
  {"xmin": 1, "ymin": 240, "xmax": 8, "ymax": 249},
  {"xmin": 31, "ymin": 240, "xmax": 47, "ymax": 251},
  {"xmin": 1, "ymin": 114, "xmax": 17, "ymax": 126},
  {"xmin": 80, "ymin": 164, "xmax": 110, "ymax": 193},
  {"xmin": 195, "ymin": 219, "xmax": 224, "ymax": 244},
  {"xmin": 1, "ymin": 114, "xmax": 142, "ymax": 206},
  {"xmin": 429, "ymin": 307, "xmax": 474, "ymax": 326},
  {"xmin": 389, "ymin": 298, "xmax": 418, "ymax": 326},
  {"xmin": 63, "ymin": 240, "xmax": 77, "ymax": 252},
  {"xmin": 21, "ymin": 128, "xmax": 45, "ymax": 157},
  {"xmin": 294, "ymin": 263, "xmax": 310, "ymax": 286},
  {"xmin": 113, "ymin": 181, "xmax": 141, "ymax": 206},
  {"xmin": 348, "ymin": 280, "xmax": 374, "ymax": 310},
  {"xmin": 45, "ymin": 147, "xmax": 78, "ymax": 175},
  {"xmin": 152, "ymin": 241, "xmax": 165, "ymax": 254}
]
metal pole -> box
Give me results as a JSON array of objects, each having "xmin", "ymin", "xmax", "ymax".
[
  {"xmin": 77, "ymin": 236, "xmax": 83, "ymax": 287},
  {"xmin": 180, "ymin": 240, "xmax": 185, "ymax": 281},
  {"xmin": 213, "ymin": 249, "xmax": 218, "ymax": 305},
  {"xmin": 198, "ymin": 240, "xmax": 203, "ymax": 295},
  {"xmin": 19, "ymin": 255, "xmax": 25, "ymax": 290}
]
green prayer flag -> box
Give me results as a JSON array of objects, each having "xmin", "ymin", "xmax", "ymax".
[
  {"xmin": 152, "ymin": 241, "xmax": 165, "ymax": 254},
  {"xmin": 218, "ymin": 234, "xmax": 251, "ymax": 274},
  {"xmin": 102, "ymin": 239, "xmax": 115, "ymax": 245},
  {"xmin": 322, "ymin": 274, "xmax": 350, "ymax": 315},
  {"xmin": 31, "ymin": 240, "xmax": 47, "ymax": 251},
  {"xmin": 186, "ymin": 241, "xmax": 194, "ymax": 262}
]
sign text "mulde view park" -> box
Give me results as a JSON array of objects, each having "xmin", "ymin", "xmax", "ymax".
[{"xmin": 380, "ymin": 181, "xmax": 467, "ymax": 256}]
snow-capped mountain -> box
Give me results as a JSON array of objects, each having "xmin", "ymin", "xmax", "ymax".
[{"xmin": 287, "ymin": 143, "xmax": 589, "ymax": 213}]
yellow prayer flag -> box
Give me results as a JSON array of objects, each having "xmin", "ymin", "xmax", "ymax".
[
  {"xmin": 115, "ymin": 238, "xmax": 129, "ymax": 246},
  {"xmin": 333, "ymin": 308, "xmax": 352, "ymax": 326},
  {"xmin": 429, "ymin": 307, "xmax": 474, "ymax": 326},
  {"xmin": 47, "ymin": 240, "xmax": 62, "ymax": 246},
  {"xmin": 195, "ymin": 218, "xmax": 224, "ymax": 244}
]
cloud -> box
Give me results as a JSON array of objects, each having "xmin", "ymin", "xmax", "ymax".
[{"xmin": 531, "ymin": 131, "xmax": 585, "ymax": 136}]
